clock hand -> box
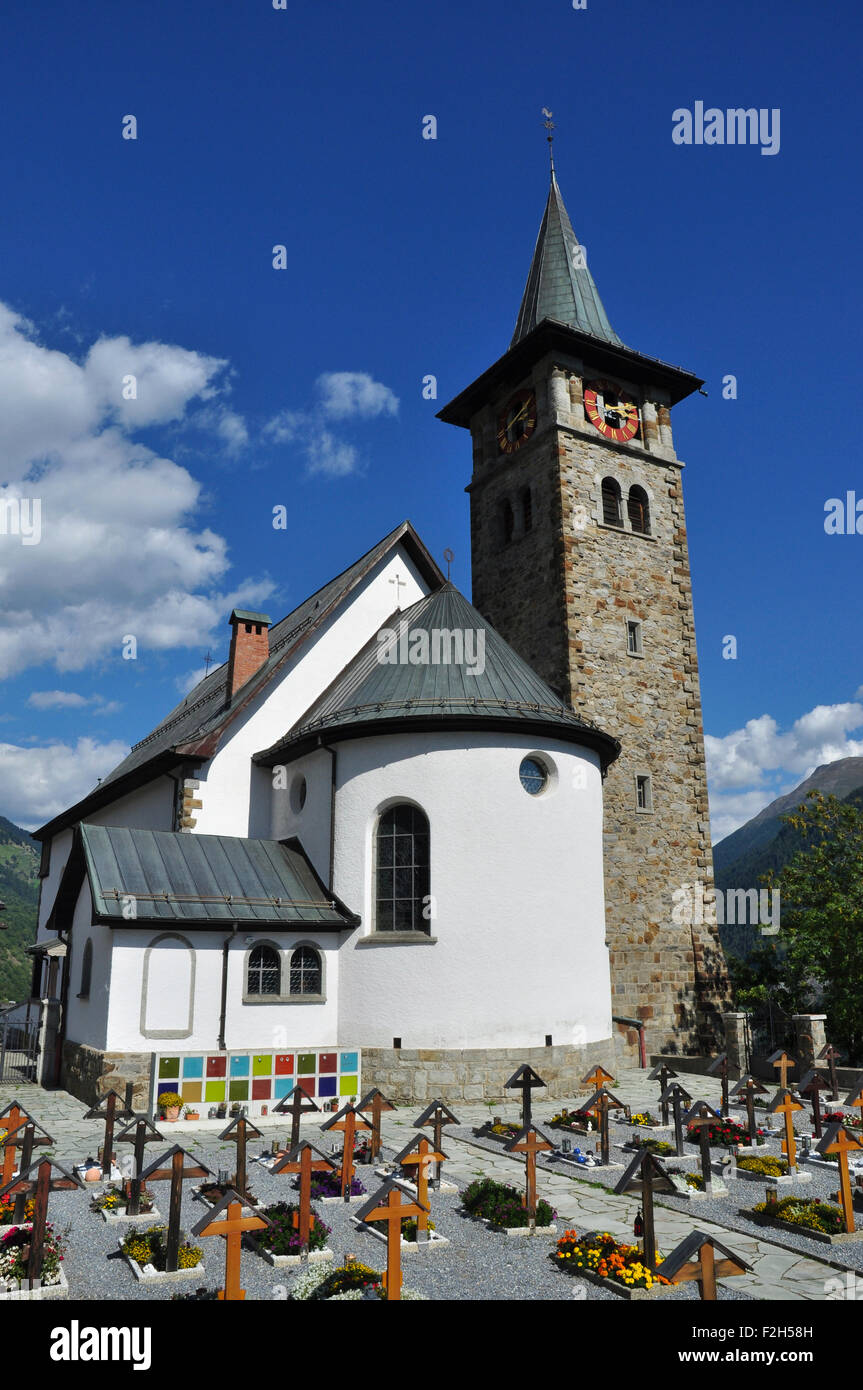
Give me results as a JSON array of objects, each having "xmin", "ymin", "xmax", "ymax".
[{"xmin": 507, "ymin": 400, "xmax": 531, "ymax": 428}]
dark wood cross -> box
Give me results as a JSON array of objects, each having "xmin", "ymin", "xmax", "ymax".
[
  {"xmin": 768, "ymin": 1089, "xmax": 803, "ymax": 1171},
  {"xmin": 321, "ymin": 1103, "xmax": 372, "ymax": 1200},
  {"xmin": 816, "ymin": 1123, "xmax": 863, "ymax": 1234},
  {"xmin": 799, "ymin": 1070, "xmax": 831, "ymax": 1140},
  {"xmin": 661, "ymin": 1231, "xmax": 751, "ymax": 1301},
  {"xmin": 392, "ymin": 1135, "xmax": 445, "ymax": 1235},
  {"xmin": 505, "ymin": 1125, "xmax": 554, "ymax": 1228},
  {"xmin": 218, "ymin": 1115, "xmax": 263, "ymax": 1201},
  {"xmin": 191, "ymin": 1191, "xmax": 271, "ymax": 1301},
  {"xmin": 113, "ymin": 1115, "xmax": 164, "ymax": 1216},
  {"xmin": 658, "ymin": 1082, "xmax": 693, "ymax": 1156},
  {"xmin": 504, "ymin": 1064, "xmax": 546, "ymax": 1130},
  {"xmin": 729, "ymin": 1075, "xmax": 769, "ymax": 1148},
  {"xmin": 357, "ymin": 1088, "xmax": 396, "ymax": 1163},
  {"xmin": 355, "ymin": 1179, "xmax": 428, "ymax": 1301},
  {"xmin": 139, "ymin": 1146, "xmax": 211, "ymax": 1273},
  {"xmin": 768, "ymin": 1049, "xmax": 796, "ymax": 1093},
  {"xmin": 0, "ymin": 1158, "xmax": 83, "ymax": 1288},
  {"xmin": 413, "ymin": 1099, "xmax": 460, "ymax": 1188},
  {"xmin": 683, "ymin": 1102, "xmax": 722, "ymax": 1191},
  {"xmin": 707, "ymin": 1053, "xmax": 731, "ymax": 1117},
  {"xmin": 273, "ymin": 1085, "xmax": 320, "ymax": 1153},
  {"xmin": 2, "ymin": 1119, "xmax": 54, "ymax": 1224},
  {"xmin": 272, "ymin": 1141, "xmax": 337, "ymax": 1252},
  {"xmin": 83, "ymin": 1087, "xmax": 133, "ymax": 1177},
  {"xmin": 818, "ymin": 1044, "xmax": 843, "ymax": 1102},
  {"xmin": 0, "ymin": 1102, "xmax": 36, "ymax": 1186},
  {"xmin": 582, "ymin": 1086, "xmax": 626, "ymax": 1165},
  {"xmin": 648, "ymin": 1062, "xmax": 679, "ymax": 1124},
  {"xmin": 580, "ymin": 1066, "xmax": 615, "ymax": 1122},
  {"xmin": 614, "ymin": 1149, "xmax": 677, "ymax": 1270}
]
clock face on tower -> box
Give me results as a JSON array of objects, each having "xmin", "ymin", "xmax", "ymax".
[
  {"xmin": 497, "ymin": 390, "xmax": 537, "ymax": 454},
  {"xmin": 583, "ymin": 380, "xmax": 640, "ymax": 443}
]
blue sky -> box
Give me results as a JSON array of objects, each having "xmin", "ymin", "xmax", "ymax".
[{"xmin": 1, "ymin": 0, "xmax": 862, "ymax": 838}]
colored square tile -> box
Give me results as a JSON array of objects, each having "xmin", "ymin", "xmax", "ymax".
[
  {"xmin": 229, "ymin": 1080, "xmax": 249, "ymax": 1101},
  {"xmin": 158, "ymin": 1057, "xmax": 180, "ymax": 1080},
  {"xmin": 318, "ymin": 1076, "xmax": 337, "ymax": 1098},
  {"xmin": 319, "ymin": 1053, "xmax": 337, "ymax": 1073},
  {"xmin": 275, "ymin": 1054, "xmax": 294, "ymax": 1076},
  {"xmin": 339, "ymin": 1075, "xmax": 358, "ymax": 1097},
  {"xmin": 252, "ymin": 1079, "xmax": 272, "ymax": 1100},
  {"xmin": 297, "ymin": 1078, "xmax": 315, "ymax": 1097},
  {"xmin": 205, "ymin": 1081, "xmax": 226, "ymax": 1103},
  {"xmin": 297, "ymin": 1053, "xmax": 316, "ymax": 1075},
  {"xmin": 340, "ymin": 1052, "xmax": 358, "ymax": 1072},
  {"xmin": 253, "ymin": 1054, "xmax": 273, "ymax": 1077},
  {"xmin": 181, "ymin": 1082, "xmax": 202, "ymax": 1103},
  {"xmin": 274, "ymin": 1078, "xmax": 295, "ymax": 1100},
  {"xmin": 206, "ymin": 1057, "xmax": 227, "ymax": 1078},
  {"xmin": 157, "ymin": 1083, "xmax": 178, "ymax": 1100},
  {"xmin": 182, "ymin": 1057, "xmax": 204, "ymax": 1079},
  {"xmin": 230, "ymin": 1055, "xmax": 250, "ymax": 1077}
]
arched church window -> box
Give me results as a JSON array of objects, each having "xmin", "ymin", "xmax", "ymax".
[
  {"xmin": 628, "ymin": 485, "xmax": 651, "ymax": 534},
  {"xmin": 501, "ymin": 499, "xmax": 515, "ymax": 545},
  {"xmin": 289, "ymin": 945, "xmax": 322, "ymax": 995},
  {"xmin": 601, "ymin": 477, "xmax": 622, "ymax": 527},
  {"xmin": 247, "ymin": 943, "xmax": 280, "ymax": 995},
  {"xmin": 521, "ymin": 487, "xmax": 533, "ymax": 533},
  {"xmin": 375, "ymin": 803, "xmax": 431, "ymax": 934},
  {"xmin": 78, "ymin": 938, "xmax": 93, "ymax": 999}
]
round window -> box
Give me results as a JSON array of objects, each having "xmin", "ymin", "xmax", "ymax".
[
  {"xmin": 290, "ymin": 775, "xmax": 307, "ymax": 814},
  {"xmin": 519, "ymin": 757, "xmax": 548, "ymax": 795}
]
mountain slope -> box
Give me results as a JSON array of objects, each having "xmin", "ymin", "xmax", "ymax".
[{"xmin": 0, "ymin": 816, "xmax": 40, "ymax": 999}]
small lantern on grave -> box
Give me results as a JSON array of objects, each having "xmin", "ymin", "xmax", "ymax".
[{"xmin": 634, "ymin": 1208, "xmax": 644, "ymax": 1239}]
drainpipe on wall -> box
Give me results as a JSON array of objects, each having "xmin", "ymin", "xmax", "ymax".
[
  {"xmin": 319, "ymin": 739, "xmax": 338, "ymax": 891},
  {"xmin": 218, "ymin": 925, "xmax": 239, "ymax": 1051},
  {"xmin": 613, "ymin": 1014, "xmax": 647, "ymax": 1068}
]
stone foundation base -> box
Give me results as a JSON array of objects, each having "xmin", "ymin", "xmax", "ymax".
[
  {"xmin": 359, "ymin": 1039, "xmax": 616, "ymax": 1104},
  {"xmin": 61, "ymin": 1040, "xmax": 151, "ymax": 1110}
]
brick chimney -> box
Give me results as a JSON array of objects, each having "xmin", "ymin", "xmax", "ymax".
[{"xmin": 227, "ymin": 609, "xmax": 271, "ymax": 699}]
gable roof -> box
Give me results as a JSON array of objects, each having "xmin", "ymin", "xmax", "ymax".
[
  {"xmin": 254, "ymin": 583, "xmax": 620, "ymax": 770},
  {"xmin": 35, "ymin": 521, "xmax": 444, "ymax": 841}
]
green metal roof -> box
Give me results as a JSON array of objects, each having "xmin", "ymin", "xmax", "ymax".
[
  {"xmin": 80, "ymin": 824, "xmax": 358, "ymax": 928},
  {"xmin": 511, "ymin": 172, "xmax": 624, "ymax": 349},
  {"xmin": 230, "ymin": 609, "xmax": 271, "ymax": 625},
  {"xmin": 255, "ymin": 584, "xmax": 619, "ymax": 768}
]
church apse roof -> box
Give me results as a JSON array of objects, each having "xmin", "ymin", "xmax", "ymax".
[{"xmin": 254, "ymin": 584, "xmax": 619, "ymax": 769}]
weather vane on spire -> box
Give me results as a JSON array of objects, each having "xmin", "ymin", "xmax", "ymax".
[{"xmin": 542, "ymin": 107, "xmax": 555, "ymax": 174}]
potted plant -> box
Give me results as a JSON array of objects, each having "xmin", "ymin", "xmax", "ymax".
[
  {"xmin": 183, "ymin": 1105, "xmax": 200, "ymax": 1122},
  {"xmin": 159, "ymin": 1093, "xmax": 183, "ymax": 1122}
]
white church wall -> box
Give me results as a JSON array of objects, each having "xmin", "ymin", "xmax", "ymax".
[
  {"xmin": 268, "ymin": 746, "xmax": 333, "ymax": 885},
  {"xmin": 194, "ymin": 545, "xmax": 429, "ymax": 840},
  {"xmin": 63, "ymin": 883, "xmax": 112, "ymax": 1050},
  {"xmin": 334, "ymin": 730, "xmax": 612, "ymax": 1050},
  {"xmin": 36, "ymin": 827, "xmax": 73, "ymax": 936}
]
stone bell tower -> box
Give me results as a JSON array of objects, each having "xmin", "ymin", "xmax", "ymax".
[{"xmin": 438, "ymin": 165, "xmax": 730, "ymax": 1060}]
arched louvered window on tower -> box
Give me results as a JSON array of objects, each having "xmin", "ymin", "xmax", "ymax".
[
  {"xmin": 521, "ymin": 487, "xmax": 533, "ymax": 533},
  {"xmin": 375, "ymin": 803, "xmax": 431, "ymax": 934},
  {"xmin": 501, "ymin": 498, "xmax": 515, "ymax": 545},
  {"xmin": 628, "ymin": 485, "xmax": 651, "ymax": 535},
  {"xmin": 601, "ymin": 477, "xmax": 623, "ymax": 527},
  {"xmin": 247, "ymin": 943, "xmax": 281, "ymax": 995},
  {"xmin": 289, "ymin": 945, "xmax": 322, "ymax": 996}
]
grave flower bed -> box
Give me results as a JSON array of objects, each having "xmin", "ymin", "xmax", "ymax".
[
  {"xmin": 0, "ymin": 1194, "xmax": 34, "ymax": 1224},
  {"xmin": 629, "ymin": 1112, "xmax": 660, "ymax": 1127},
  {"xmin": 462, "ymin": 1177, "xmax": 555, "ymax": 1230},
  {"xmin": 0, "ymin": 1222, "xmax": 66, "ymax": 1291},
  {"xmin": 251, "ymin": 1201, "xmax": 330, "ymax": 1257},
  {"xmin": 90, "ymin": 1184, "xmax": 155, "ymax": 1216},
  {"xmin": 687, "ymin": 1119, "xmax": 765, "ymax": 1148},
  {"xmin": 121, "ymin": 1224, "xmax": 203, "ymax": 1271},
  {"xmin": 552, "ymin": 1229, "xmax": 670, "ymax": 1293},
  {"xmin": 684, "ymin": 1172, "xmax": 705, "ymax": 1190},
  {"xmin": 751, "ymin": 1196, "xmax": 844, "ymax": 1236},
  {"xmin": 401, "ymin": 1217, "xmax": 436, "ymax": 1242},
  {"xmin": 738, "ymin": 1155, "xmax": 789, "ymax": 1178},
  {"xmin": 625, "ymin": 1136, "xmax": 676, "ymax": 1156},
  {"xmin": 289, "ymin": 1258, "xmax": 428, "ymax": 1300},
  {"xmin": 307, "ymin": 1171, "xmax": 366, "ymax": 1200},
  {"xmin": 548, "ymin": 1108, "xmax": 596, "ymax": 1133}
]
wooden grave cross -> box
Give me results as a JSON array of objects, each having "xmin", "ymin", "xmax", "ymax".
[
  {"xmin": 504, "ymin": 1064, "xmax": 546, "ymax": 1130},
  {"xmin": 768, "ymin": 1089, "xmax": 804, "ymax": 1171},
  {"xmin": 219, "ymin": 1115, "xmax": 263, "ymax": 1201},
  {"xmin": 321, "ymin": 1102, "xmax": 372, "ymax": 1200},
  {"xmin": 707, "ymin": 1053, "xmax": 731, "ymax": 1117},
  {"xmin": 816, "ymin": 1123, "xmax": 863, "ymax": 1234},
  {"xmin": 355, "ymin": 1179, "xmax": 428, "ymax": 1301},
  {"xmin": 414, "ymin": 1099, "xmax": 460, "ymax": 1188},
  {"xmin": 191, "ymin": 1190, "xmax": 271, "ymax": 1301},
  {"xmin": 661, "ymin": 1231, "xmax": 751, "ymax": 1301},
  {"xmin": 768, "ymin": 1049, "xmax": 796, "ymax": 1093},
  {"xmin": 83, "ymin": 1087, "xmax": 133, "ymax": 1177},
  {"xmin": 729, "ymin": 1075, "xmax": 769, "ymax": 1148},
  {"xmin": 648, "ymin": 1062, "xmax": 679, "ymax": 1124},
  {"xmin": 614, "ymin": 1149, "xmax": 677, "ymax": 1270},
  {"xmin": 818, "ymin": 1043, "xmax": 843, "ymax": 1102},
  {"xmin": 139, "ymin": 1146, "xmax": 211, "ymax": 1273},
  {"xmin": 799, "ymin": 1070, "xmax": 831, "ymax": 1140},
  {"xmin": 392, "ymin": 1135, "xmax": 445, "ymax": 1234},
  {"xmin": 580, "ymin": 1065, "xmax": 615, "ymax": 1122},
  {"xmin": 582, "ymin": 1086, "xmax": 626, "ymax": 1165},
  {"xmin": 273, "ymin": 1085, "xmax": 319, "ymax": 1154},
  {"xmin": 658, "ymin": 1082, "xmax": 693, "ymax": 1156},
  {"xmin": 0, "ymin": 1157, "xmax": 83, "ymax": 1288},
  {"xmin": 2, "ymin": 1118, "xmax": 54, "ymax": 1225},
  {"xmin": 0, "ymin": 1102, "xmax": 37, "ymax": 1187},
  {"xmin": 845, "ymin": 1083, "xmax": 863, "ymax": 1135},
  {"xmin": 113, "ymin": 1115, "xmax": 164, "ymax": 1216},
  {"xmin": 683, "ymin": 1102, "xmax": 722, "ymax": 1191},
  {"xmin": 272, "ymin": 1141, "xmax": 337, "ymax": 1252},
  {"xmin": 505, "ymin": 1125, "xmax": 554, "ymax": 1228},
  {"xmin": 357, "ymin": 1088, "xmax": 396, "ymax": 1163}
]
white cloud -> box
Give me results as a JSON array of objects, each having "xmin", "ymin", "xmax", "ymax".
[
  {"xmin": 317, "ymin": 371, "xmax": 398, "ymax": 420},
  {"xmin": 305, "ymin": 431, "xmax": 358, "ymax": 478},
  {"xmin": 0, "ymin": 737, "xmax": 130, "ymax": 830},
  {"xmin": 28, "ymin": 691, "xmax": 90, "ymax": 709},
  {"xmin": 706, "ymin": 701, "xmax": 863, "ymax": 841},
  {"xmin": 262, "ymin": 371, "xmax": 397, "ymax": 478}
]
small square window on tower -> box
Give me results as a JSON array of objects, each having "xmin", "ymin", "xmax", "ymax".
[
  {"xmin": 626, "ymin": 619, "xmax": 643, "ymax": 656},
  {"xmin": 636, "ymin": 774, "xmax": 653, "ymax": 812}
]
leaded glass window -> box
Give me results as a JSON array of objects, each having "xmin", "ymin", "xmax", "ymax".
[
  {"xmin": 289, "ymin": 945, "xmax": 322, "ymax": 995},
  {"xmin": 375, "ymin": 804, "xmax": 430, "ymax": 934},
  {"xmin": 247, "ymin": 943, "xmax": 280, "ymax": 995}
]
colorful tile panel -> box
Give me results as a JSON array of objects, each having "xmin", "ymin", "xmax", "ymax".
[{"xmin": 152, "ymin": 1047, "xmax": 360, "ymax": 1116}]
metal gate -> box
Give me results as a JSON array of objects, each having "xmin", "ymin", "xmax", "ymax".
[{"xmin": 0, "ymin": 1014, "xmax": 40, "ymax": 1083}]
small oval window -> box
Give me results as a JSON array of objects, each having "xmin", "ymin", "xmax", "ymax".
[
  {"xmin": 290, "ymin": 775, "xmax": 307, "ymax": 814},
  {"xmin": 519, "ymin": 757, "xmax": 548, "ymax": 795}
]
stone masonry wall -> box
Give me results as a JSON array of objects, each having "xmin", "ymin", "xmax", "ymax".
[
  {"xmin": 62, "ymin": 1039, "xmax": 152, "ymax": 1110},
  {"xmin": 361, "ymin": 1039, "xmax": 616, "ymax": 1104}
]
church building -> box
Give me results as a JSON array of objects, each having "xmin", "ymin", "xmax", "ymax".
[{"xmin": 31, "ymin": 164, "xmax": 728, "ymax": 1112}]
